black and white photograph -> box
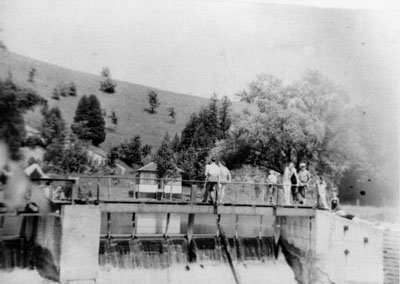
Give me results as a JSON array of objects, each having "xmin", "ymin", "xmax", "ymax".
[{"xmin": 0, "ymin": 0, "xmax": 399, "ymax": 283}]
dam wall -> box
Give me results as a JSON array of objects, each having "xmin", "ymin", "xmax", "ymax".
[
  {"xmin": 280, "ymin": 210, "xmax": 384, "ymax": 284},
  {"xmin": 4, "ymin": 204, "xmax": 394, "ymax": 284}
]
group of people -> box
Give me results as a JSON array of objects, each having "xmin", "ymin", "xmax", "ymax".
[
  {"xmin": 202, "ymin": 158, "xmax": 330, "ymax": 209},
  {"xmin": 202, "ymin": 157, "xmax": 232, "ymax": 204}
]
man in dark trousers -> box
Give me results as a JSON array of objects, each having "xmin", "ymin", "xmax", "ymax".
[
  {"xmin": 297, "ymin": 162, "xmax": 311, "ymax": 204},
  {"xmin": 202, "ymin": 157, "xmax": 220, "ymax": 203}
]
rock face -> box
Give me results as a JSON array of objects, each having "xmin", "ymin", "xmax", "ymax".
[{"xmin": 279, "ymin": 211, "xmax": 384, "ymax": 284}]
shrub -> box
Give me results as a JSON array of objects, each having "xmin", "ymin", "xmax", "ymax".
[{"xmin": 25, "ymin": 136, "xmax": 43, "ymax": 148}]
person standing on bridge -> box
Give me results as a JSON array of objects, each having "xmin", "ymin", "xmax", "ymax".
[
  {"xmin": 218, "ymin": 160, "xmax": 231, "ymax": 203},
  {"xmin": 297, "ymin": 162, "xmax": 311, "ymax": 205},
  {"xmin": 203, "ymin": 157, "xmax": 221, "ymax": 204},
  {"xmin": 283, "ymin": 162, "xmax": 298, "ymax": 205}
]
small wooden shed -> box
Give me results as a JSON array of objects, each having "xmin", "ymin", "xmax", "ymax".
[{"xmin": 135, "ymin": 162, "xmax": 183, "ymax": 199}]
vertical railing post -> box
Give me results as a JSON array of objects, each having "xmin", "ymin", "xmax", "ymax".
[
  {"xmin": 169, "ymin": 182, "xmax": 173, "ymax": 201},
  {"xmin": 96, "ymin": 177, "xmax": 100, "ymax": 202},
  {"xmin": 235, "ymin": 185, "xmax": 239, "ymax": 204},
  {"xmin": 107, "ymin": 178, "xmax": 111, "ymax": 201},
  {"xmin": 190, "ymin": 183, "xmax": 196, "ymax": 204},
  {"xmin": 107, "ymin": 212, "xmax": 111, "ymax": 240},
  {"xmin": 72, "ymin": 178, "xmax": 79, "ymax": 205},
  {"xmin": 261, "ymin": 183, "xmax": 265, "ymax": 205},
  {"xmin": 131, "ymin": 213, "xmax": 136, "ymax": 238}
]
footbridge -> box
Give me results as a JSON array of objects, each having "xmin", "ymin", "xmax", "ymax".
[{"xmin": 0, "ymin": 177, "xmax": 396, "ymax": 284}]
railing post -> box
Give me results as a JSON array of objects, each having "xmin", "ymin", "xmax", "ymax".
[
  {"xmin": 107, "ymin": 212, "xmax": 111, "ymax": 240},
  {"xmin": 169, "ymin": 182, "xmax": 173, "ymax": 201},
  {"xmin": 72, "ymin": 178, "xmax": 79, "ymax": 204},
  {"xmin": 235, "ymin": 185, "xmax": 239, "ymax": 204},
  {"xmin": 107, "ymin": 178, "xmax": 111, "ymax": 201},
  {"xmin": 131, "ymin": 213, "xmax": 136, "ymax": 238},
  {"xmin": 190, "ymin": 184, "xmax": 196, "ymax": 204},
  {"xmin": 96, "ymin": 177, "xmax": 100, "ymax": 202}
]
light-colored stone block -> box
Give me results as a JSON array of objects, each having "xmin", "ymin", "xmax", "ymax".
[{"xmin": 60, "ymin": 205, "xmax": 101, "ymax": 283}]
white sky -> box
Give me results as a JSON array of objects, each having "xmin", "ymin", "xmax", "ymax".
[{"xmin": 0, "ymin": 0, "xmax": 399, "ymax": 107}]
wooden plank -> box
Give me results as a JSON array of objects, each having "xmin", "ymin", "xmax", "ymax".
[
  {"xmin": 275, "ymin": 206, "xmax": 315, "ymax": 217},
  {"xmin": 100, "ymin": 203, "xmax": 215, "ymax": 214},
  {"xmin": 100, "ymin": 203, "xmax": 278, "ymax": 216}
]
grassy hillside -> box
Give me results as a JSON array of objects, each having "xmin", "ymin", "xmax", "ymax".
[{"xmin": 0, "ymin": 50, "xmax": 226, "ymax": 151}]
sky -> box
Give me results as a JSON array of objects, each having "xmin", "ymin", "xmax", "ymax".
[{"xmin": 0, "ymin": 0, "xmax": 398, "ymax": 101}]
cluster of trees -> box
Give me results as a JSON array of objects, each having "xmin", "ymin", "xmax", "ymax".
[
  {"xmin": 0, "ymin": 77, "xmax": 45, "ymax": 160},
  {"xmin": 40, "ymin": 105, "xmax": 93, "ymax": 174},
  {"xmin": 149, "ymin": 95, "xmax": 232, "ymax": 181},
  {"xmin": 107, "ymin": 136, "xmax": 152, "ymax": 168},
  {"xmin": 213, "ymin": 72, "xmax": 369, "ymax": 188},
  {"xmin": 145, "ymin": 90, "xmax": 177, "ymax": 123},
  {"xmin": 71, "ymin": 94, "xmax": 106, "ymax": 146},
  {"xmin": 51, "ymin": 82, "xmax": 77, "ymax": 99}
]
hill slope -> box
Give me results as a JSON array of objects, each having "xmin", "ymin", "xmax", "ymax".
[{"xmin": 0, "ymin": 51, "xmax": 220, "ymax": 150}]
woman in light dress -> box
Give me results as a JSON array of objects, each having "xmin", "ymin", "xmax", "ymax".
[{"xmin": 282, "ymin": 162, "xmax": 298, "ymax": 205}]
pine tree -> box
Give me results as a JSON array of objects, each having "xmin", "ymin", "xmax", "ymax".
[
  {"xmin": 167, "ymin": 107, "xmax": 176, "ymax": 123},
  {"xmin": 72, "ymin": 94, "xmax": 106, "ymax": 146},
  {"xmin": 154, "ymin": 132, "xmax": 176, "ymax": 180},
  {"xmin": 147, "ymin": 90, "xmax": 161, "ymax": 114},
  {"xmin": 100, "ymin": 67, "xmax": 117, "ymax": 93},
  {"xmin": 110, "ymin": 110, "xmax": 118, "ymax": 127},
  {"xmin": 41, "ymin": 107, "xmax": 66, "ymax": 146},
  {"xmin": 171, "ymin": 133, "xmax": 180, "ymax": 152},
  {"xmin": 28, "ymin": 67, "xmax": 36, "ymax": 83},
  {"xmin": 86, "ymin": 95, "xmax": 106, "ymax": 146},
  {"xmin": 119, "ymin": 135, "xmax": 143, "ymax": 167},
  {"xmin": 219, "ymin": 96, "xmax": 232, "ymax": 138}
]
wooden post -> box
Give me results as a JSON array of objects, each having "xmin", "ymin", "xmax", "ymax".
[
  {"xmin": 131, "ymin": 213, "xmax": 136, "ymax": 238},
  {"xmin": 216, "ymin": 214, "xmax": 242, "ymax": 284},
  {"xmin": 187, "ymin": 214, "xmax": 195, "ymax": 241},
  {"xmin": 190, "ymin": 184, "xmax": 196, "ymax": 204},
  {"xmin": 235, "ymin": 215, "xmax": 239, "ymax": 239},
  {"xmin": 107, "ymin": 212, "xmax": 111, "ymax": 240},
  {"xmin": 235, "ymin": 186, "xmax": 239, "ymax": 204},
  {"xmin": 164, "ymin": 213, "xmax": 171, "ymax": 238},
  {"xmin": 108, "ymin": 178, "xmax": 111, "ymax": 201},
  {"xmin": 259, "ymin": 215, "xmax": 263, "ymax": 239},
  {"xmin": 187, "ymin": 213, "xmax": 196, "ymax": 263},
  {"xmin": 96, "ymin": 177, "xmax": 100, "ymax": 202}
]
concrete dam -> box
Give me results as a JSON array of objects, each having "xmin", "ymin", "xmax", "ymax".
[{"xmin": 0, "ymin": 177, "xmax": 398, "ymax": 284}]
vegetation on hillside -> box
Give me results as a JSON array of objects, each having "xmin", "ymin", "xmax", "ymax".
[
  {"xmin": 71, "ymin": 94, "xmax": 106, "ymax": 146},
  {"xmin": 0, "ymin": 77, "xmax": 45, "ymax": 159},
  {"xmin": 146, "ymin": 90, "xmax": 161, "ymax": 114},
  {"xmin": 107, "ymin": 136, "xmax": 152, "ymax": 168},
  {"xmin": 100, "ymin": 67, "xmax": 117, "ymax": 94}
]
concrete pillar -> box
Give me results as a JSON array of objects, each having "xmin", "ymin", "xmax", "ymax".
[
  {"xmin": 280, "ymin": 210, "xmax": 384, "ymax": 284},
  {"xmin": 59, "ymin": 205, "xmax": 101, "ymax": 284}
]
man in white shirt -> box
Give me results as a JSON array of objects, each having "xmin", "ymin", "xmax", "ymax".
[
  {"xmin": 218, "ymin": 161, "xmax": 231, "ymax": 203},
  {"xmin": 202, "ymin": 157, "xmax": 221, "ymax": 203}
]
